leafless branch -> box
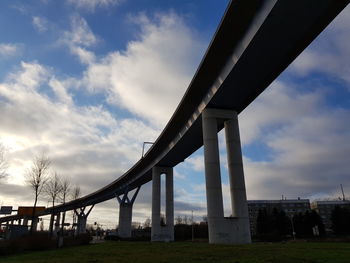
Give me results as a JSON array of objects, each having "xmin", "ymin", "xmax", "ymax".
[
  {"xmin": 26, "ymin": 155, "xmax": 51, "ymax": 198},
  {"xmin": 71, "ymin": 185, "xmax": 81, "ymax": 201},
  {"xmin": 44, "ymin": 172, "xmax": 63, "ymax": 207},
  {"xmin": 60, "ymin": 176, "xmax": 71, "ymax": 204},
  {"xmin": 25, "ymin": 154, "xmax": 51, "ymax": 234}
]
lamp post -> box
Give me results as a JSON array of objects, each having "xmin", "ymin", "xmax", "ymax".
[
  {"xmin": 289, "ymin": 214, "xmax": 296, "ymax": 240},
  {"xmin": 142, "ymin": 142, "xmax": 154, "ymax": 158}
]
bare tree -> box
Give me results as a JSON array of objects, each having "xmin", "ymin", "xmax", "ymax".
[
  {"xmin": 143, "ymin": 218, "xmax": 151, "ymax": 228},
  {"xmin": 71, "ymin": 185, "xmax": 81, "ymax": 200},
  {"xmin": 26, "ymin": 155, "xmax": 51, "ymax": 233},
  {"xmin": 175, "ymin": 215, "xmax": 183, "ymax": 225},
  {"xmin": 60, "ymin": 177, "xmax": 71, "ymax": 233},
  {"xmin": 44, "ymin": 172, "xmax": 63, "ymax": 235},
  {"xmin": 60, "ymin": 177, "xmax": 71, "ymax": 204},
  {"xmin": 0, "ymin": 143, "xmax": 8, "ymax": 181},
  {"xmin": 45, "ymin": 172, "xmax": 62, "ymax": 207}
]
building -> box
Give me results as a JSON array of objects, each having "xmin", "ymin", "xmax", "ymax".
[
  {"xmin": 311, "ymin": 200, "xmax": 350, "ymax": 232},
  {"xmin": 248, "ymin": 199, "xmax": 310, "ymax": 236}
]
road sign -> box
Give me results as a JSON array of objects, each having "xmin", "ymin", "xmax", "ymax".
[
  {"xmin": 17, "ymin": 206, "xmax": 46, "ymax": 216},
  {"xmin": 0, "ymin": 206, "xmax": 12, "ymax": 215}
]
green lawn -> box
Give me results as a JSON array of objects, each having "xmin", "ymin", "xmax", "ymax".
[{"xmin": 1, "ymin": 241, "xmax": 349, "ymax": 263}]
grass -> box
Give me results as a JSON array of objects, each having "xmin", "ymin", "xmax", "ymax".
[{"xmin": 0, "ymin": 241, "xmax": 349, "ymax": 263}]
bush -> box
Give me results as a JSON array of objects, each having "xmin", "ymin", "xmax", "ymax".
[{"xmin": 0, "ymin": 233, "xmax": 56, "ymax": 255}]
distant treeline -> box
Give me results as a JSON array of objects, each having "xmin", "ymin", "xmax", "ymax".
[{"xmin": 255, "ymin": 206, "xmax": 350, "ymax": 241}]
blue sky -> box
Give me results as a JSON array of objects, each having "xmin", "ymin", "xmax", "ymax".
[{"xmin": 0, "ymin": 0, "xmax": 349, "ymax": 228}]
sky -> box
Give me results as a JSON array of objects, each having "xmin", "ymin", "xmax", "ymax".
[{"xmin": 0, "ymin": 0, "xmax": 349, "ymax": 229}]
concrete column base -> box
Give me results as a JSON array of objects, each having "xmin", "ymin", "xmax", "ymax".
[
  {"xmin": 202, "ymin": 108, "xmax": 251, "ymax": 244},
  {"xmin": 31, "ymin": 217, "xmax": 38, "ymax": 231},
  {"xmin": 208, "ymin": 217, "xmax": 251, "ymax": 244},
  {"xmin": 74, "ymin": 205, "xmax": 94, "ymax": 235},
  {"xmin": 116, "ymin": 187, "xmax": 140, "ymax": 238},
  {"xmin": 151, "ymin": 226, "xmax": 174, "ymax": 242},
  {"xmin": 151, "ymin": 166, "xmax": 174, "ymax": 242}
]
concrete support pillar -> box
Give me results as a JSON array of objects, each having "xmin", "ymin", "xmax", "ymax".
[
  {"xmin": 49, "ymin": 213, "xmax": 55, "ymax": 234},
  {"xmin": 23, "ymin": 218, "xmax": 28, "ymax": 226},
  {"xmin": 202, "ymin": 108, "xmax": 251, "ymax": 244},
  {"xmin": 31, "ymin": 217, "xmax": 38, "ymax": 231},
  {"xmin": 77, "ymin": 216, "xmax": 87, "ymax": 234},
  {"xmin": 225, "ymin": 115, "xmax": 248, "ymax": 217},
  {"xmin": 116, "ymin": 186, "xmax": 140, "ymax": 238},
  {"xmin": 61, "ymin": 211, "xmax": 66, "ymax": 232},
  {"xmin": 74, "ymin": 205, "xmax": 94, "ymax": 236},
  {"xmin": 52, "ymin": 212, "xmax": 61, "ymax": 237},
  {"xmin": 151, "ymin": 166, "xmax": 174, "ymax": 242}
]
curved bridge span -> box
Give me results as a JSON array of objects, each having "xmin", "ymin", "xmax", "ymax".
[{"xmin": 1, "ymin": 0, "xmax": 349, "ymax": 244}]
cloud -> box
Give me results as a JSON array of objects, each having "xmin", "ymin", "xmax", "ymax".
[
  {"xmin": 0, "ymin": 11, "xmax": 206, "ymax": 225},
  {"xmin": 66, "ymin": 0, "xmax": 122, "ymax": 12},
  {"xmin": 240, "ymin": 80, "xmax": 350, "ymax": 201},
  {"xmin": 60, "ymin": 15, "xmax": 98, "ymax": 64},
  {"xmin": 0, "ymin": 43, "xmax": 21, "ymax": 57},
  {"xmin": 0, "ymin": 61, "xmax": 158, "ymax": 194},
  {"xmin": 290, "ymin": 6, "xmax": 350, "ymax": 85},
  {"xmin": 239, "ymin": 81, "xmax": 323, "ymax": 145},
  {"xmin": 65, "ymin": 15, "xmax": 98, "ymax": 47},
  {"xmin": 80, "ymin": 12, "xmax": 205, "ymax": 127},
  {"xmin": 48, "ymin": 78, "xmax": 74, "ymax": 105},
  {"xmin": 6, "ymin": 61, "xmax": 49, "ymax": 89},
  {"xmin": 185, "ymin": 155, "xmax": 204, "ymax": 172},
  {"xmin": 32, "ymin": 16, "xmax": 48, "ymax": 33}
]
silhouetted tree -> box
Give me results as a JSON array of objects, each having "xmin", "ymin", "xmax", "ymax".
[
  {"xmin": 331, "ymin": 206, "xmax": 350, "ymax": 235},
  {"xmin": 256, "ymin": 208, "xmax": 289, "ymax": 241},
  {"xmin": 310, "ymin": 210, "xmax": 325, "ymax": 236},
  {"xmin": 60, "ymin": 177, "xmax": 71, "ymax": 234},
  {"xmin": 293, "ymin": 210, "xmax": 325, "ymax": 238},
  {"xmin": 273, "ymin": 208, "xmax": 289, "ymax": 236},
  {"xmin": 26, "ymin": 155, "xmax": 51, "ymax": 234},
  {"xmin": 143, "ymin": 218, "xmax": 151, "ymax": 228},
  {"xmin": 256, "ymin": 208, "xmax": 272, "ymax": 236},
  {"xmin": 175, "ymin": 215, "xmax": 183, "ymax": 225},
  {"xmin": 44, "ymin": 172, "xmax": 63, "ymax": 235}
]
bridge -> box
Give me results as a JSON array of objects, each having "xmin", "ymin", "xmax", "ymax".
[{"xmin": 1, "ymin": 0, "xmax": 349, "ymax": 244}]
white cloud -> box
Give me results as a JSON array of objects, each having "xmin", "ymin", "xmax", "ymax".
[
  {"xmin": 65, "ymin": 15, "xmax": 98, "ymax": 47},
  {"xmin": 0, "ymin": 12, "xmax": 206, "ymax": 226},
  {"xmin": 0, "ymin": 43, "xmax": 20, "ymax": 57},
  {"xmin": 239, "ymin": 81, "xmax": 323, "ymax": 145},
  {"xmin": 81, "ymin": 12, "xmax": 205, "ymax": 127},
  {"xmin": 48, "ymin": 77, "xmax": 74, "ymax": 105},
  {"xmin": 0, "ymin": 61, "xmax": 158, "ymax": 197},
  {"xmin": 32, "ymin": 16, "xmax": 48, "ymax": 33},
  {"xmin": 240, "ymin": 81, "xmax": 350, "ymax": 201},
  {"xmin": 185, "ymin": 155, "xmax": 204, "ymax": 172},
  {"xmin": 60, "ymin": 15, "xmax": 98, "ymax": 64},
  {"xmin": 67, "ymin": 0, "xmax": 122, "ymax": 12},
  {"xmin": 7, "ymin": 61, "xmax": 49, "ymax": 89},
  {"xmin": 290, "ymin": 6, "xmax": 350, "ymax": 85}
]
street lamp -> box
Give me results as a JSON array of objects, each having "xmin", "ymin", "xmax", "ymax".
[
  {"xmin": 141, "ymin": 142, "xmax": 154, "ymax": 158},
  {"xmin": 289, "ymin": 214, "xmax": 296, "ymax": 240}
]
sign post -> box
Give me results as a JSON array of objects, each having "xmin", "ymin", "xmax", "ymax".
[{"xmin": 0, "ymin": 206, "xmax": 13, "ymax": 215}]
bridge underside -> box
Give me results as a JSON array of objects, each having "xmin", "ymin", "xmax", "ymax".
[{"xmin": 1, "ymin": 0, "xmax": 349, "ymax": 244}]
